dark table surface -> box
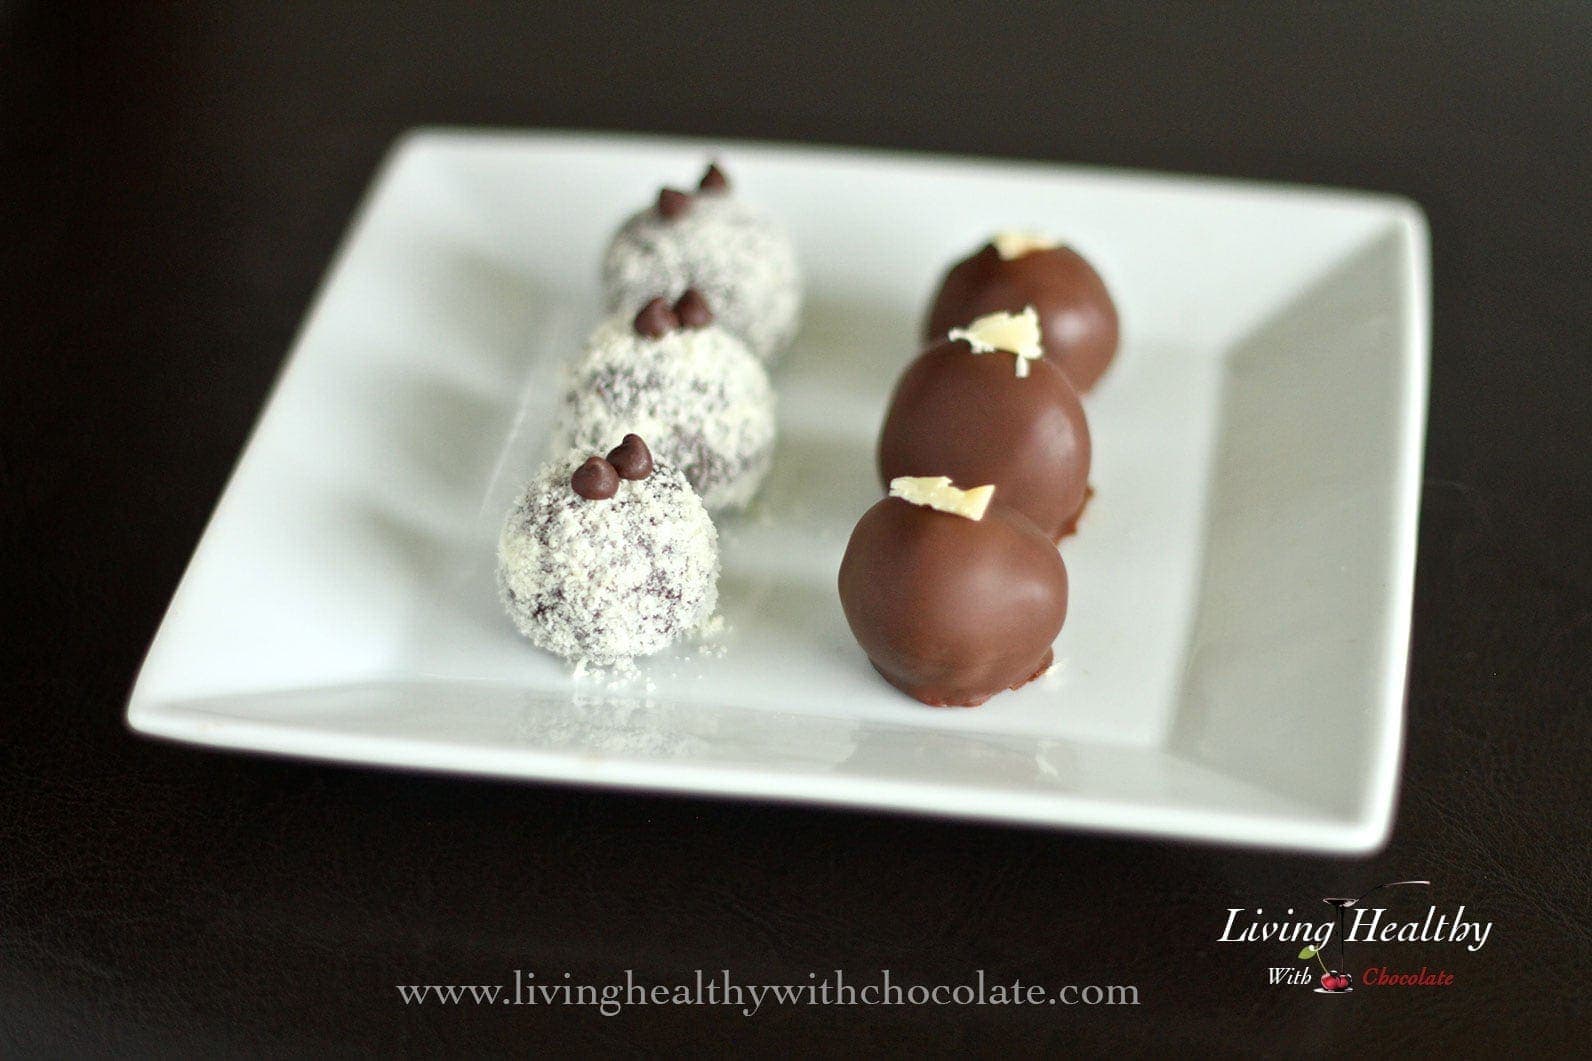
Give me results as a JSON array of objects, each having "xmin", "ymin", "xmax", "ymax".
[{"xmin": 4, "ymin": 3, "xmax": 1588, "ymax": 1054}]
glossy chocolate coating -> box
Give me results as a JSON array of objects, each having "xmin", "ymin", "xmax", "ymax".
[
  {"xmin": 924, "ymin": 242, "xmax": 1119, "ymax": 392},
  {"xmin": 838, "ymin": 497, "xmax": 1068, "ymax": 707},
  {"xmin": 878, "ymin": 338, "xmax": 1091, "ymax": 541}
]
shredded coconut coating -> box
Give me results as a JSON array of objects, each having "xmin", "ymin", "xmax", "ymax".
[
  {"xmin": 548, "ymin": 314, "xmax": 777, "ymax": 512},
  {"xmin": 497, "ymin": 455, "xmax": 720, "ymax": 667},
  {"xmin": 601, "ymin": 194, "xmax": 802, "ymax": 362}
]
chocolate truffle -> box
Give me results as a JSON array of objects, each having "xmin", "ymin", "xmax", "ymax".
[
  {"xmin": 602, "ymin": 163, "xmax": 801, "ymax": 362},
  {"xmin": 879, "ymin": 309, "xmax": 1092, "ymax": 541},
  {"xmin": 838, "ymin": 478, "xmax": 1069, "ymax": 707},
  {"xmin": 925, "ymin": 232, "xmax": 1119, "ymax": 392},
  {"xmin": 548, "ymin": 297, "xmax": 777, "ymax": 512},
  {"xmin": 497, "ymin": 445, "xmax": 719, "ymax": 667}
]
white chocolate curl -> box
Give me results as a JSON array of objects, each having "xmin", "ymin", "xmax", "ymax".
[
  {"xmin": 889, "ymin": 476, "xmax": 996, "ymax": 521},
  {"xmin": 947, "ymin": 307, "xmax": 1044, "ymax": 378},
  {"xmin": 991, "ymin": 230, "xmax": 1060, "ymax": 260}
]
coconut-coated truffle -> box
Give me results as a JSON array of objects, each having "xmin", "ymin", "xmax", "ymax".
[
  {"xmin": 497, "ymin": 448, "xmax": 719, "ymax": 667},
  {"xmin": 548, "ymin": 305, "xmax": 777, "ymax": 512},
  {"xmin": 601, "ymin": 165, "xmax": 801, "ymax": 362}
]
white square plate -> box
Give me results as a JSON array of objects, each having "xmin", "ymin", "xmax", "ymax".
[{"xmin": 128, "ymin": 129, "xmax": 1428, "ymax": 852}]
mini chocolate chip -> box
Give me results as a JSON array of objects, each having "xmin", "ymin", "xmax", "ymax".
[
  {"xmin": 633, "ymin": 297, "xmax": 680, "ymax": 338},
  {"xmin": 698, "ymin": 162, "xmax": 729, "ymax": 193},
  {"xmin": 674, "ymin": 288, "xmax": 714, "ymax": 328},
  {"xmin": 657, "ymin": 187, "xmax": 692, "ymax": 219},
  {"xmin": 571, "ymin": 456, "xmax": 619, "ymax": 500},
  {"xmin": 606, "ymin": 434, "xmax": 654, "ymax": 480}
]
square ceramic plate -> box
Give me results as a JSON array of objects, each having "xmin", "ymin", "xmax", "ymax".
[{"xmin": 128, "ymin": 129, "xmax": 1428, "ymax": 852}]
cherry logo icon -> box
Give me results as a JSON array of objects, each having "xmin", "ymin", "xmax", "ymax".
[{"xmin": 1302, "ymin": 879, "xmax": 1430, "ymax": 995}]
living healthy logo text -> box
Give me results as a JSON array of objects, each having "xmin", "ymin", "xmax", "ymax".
[{"xmin": 1217, "ymin": 880, "xmax": 1492, "ymax": 995}]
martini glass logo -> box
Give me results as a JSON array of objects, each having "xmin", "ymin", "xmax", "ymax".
[{"xmin": 1300, "ymin": 879, "xmax": 1430, "ymax": 994}]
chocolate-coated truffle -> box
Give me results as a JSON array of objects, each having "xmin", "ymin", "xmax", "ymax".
[
  {"xmin": 878, "ymin": 336, "xmax": 1091, "ymax": 541},
  {"xmin": 925, "ymin": 239, "xmax": 1119, "ymax": 392},
  {"xmin": 838, "ymin": 494, "xmax": 1068, "ymax": 707}
]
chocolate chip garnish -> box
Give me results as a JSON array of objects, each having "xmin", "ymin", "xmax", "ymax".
[
  {"xmin": 698, "ymin": 162, "xmax": 729, "ymax": 193},
  {"xmin": 571, "ymin": 456, "xmax": 619, "ymax": 500},
  {"xmin": 633, "ymin": 297, "xmax": 680, "ymax": 338},
  {"xmin": 674, "ymin": 288, "xmax": 714, "ymax": 328},
  {"xmin": 606, "ymin": 434, "xmax": 654, "ymax": 480},
  {"xmin": 657, "ymin": 187, "xmax": 692, "ymax": 219}
]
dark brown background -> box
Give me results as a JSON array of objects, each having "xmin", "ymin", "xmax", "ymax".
[{"xmin": 3, "ymin": 2, "xmax": 1588, "ymax": 1054}]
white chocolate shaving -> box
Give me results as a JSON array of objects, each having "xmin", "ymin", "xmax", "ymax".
[
  {"xmin": 947, "ymin": 307, "xmax": 1044, "ymax": 378},
  {"xmin": 889, "ymin": 476, "xmax": 995, "ymax": 521},
  {"xmin": 992, "ymin": 230, "xmax": 1059, "ymax": 260}
]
